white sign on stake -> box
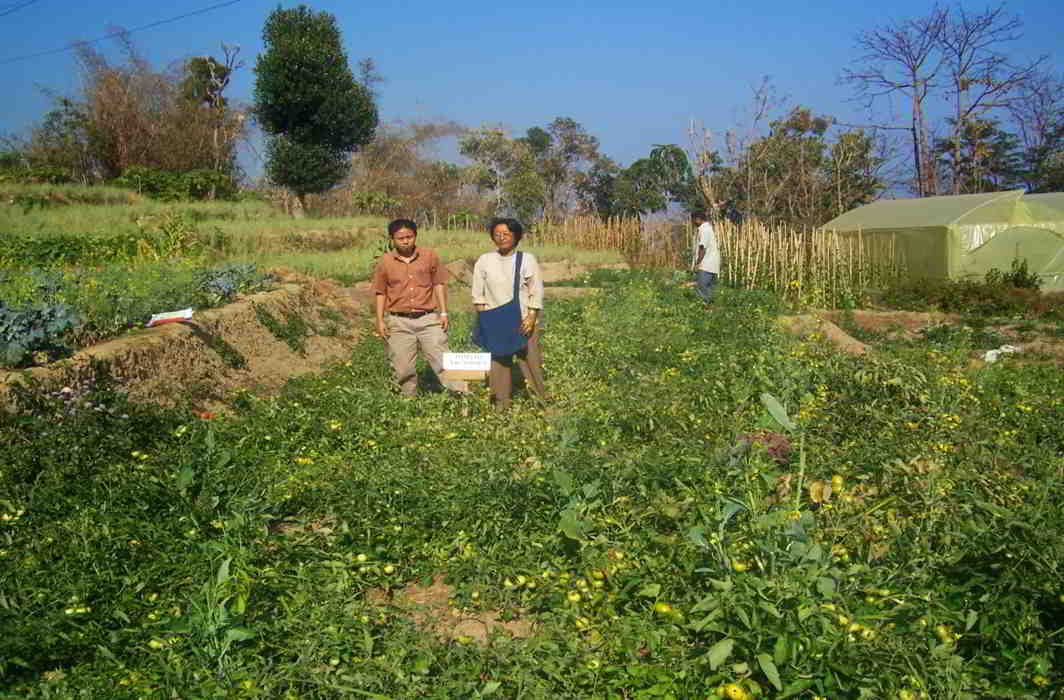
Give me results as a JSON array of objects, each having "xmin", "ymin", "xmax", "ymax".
[{"xmin": 443, "ymin": 352, "xmax": 491, "ymax": 371}]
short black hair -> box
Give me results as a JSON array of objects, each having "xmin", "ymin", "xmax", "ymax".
[
  {"xmin": 388, "ymin": 218, "xmax": 418, "ymax": 236},
  {"xmin": 489, "ymin": 217, "xmax": 524, "ymax": 243},
  {"xmin": 691, "ymin": 210, "xmax": 707, "ymax": 222}
]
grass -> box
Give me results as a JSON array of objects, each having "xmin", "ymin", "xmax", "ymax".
[
  {"xmin": 247, "ymin": 231, "xmax": 624, "ymax": 284},
  {"xmin": 1, "ymin": 194, "xmax": 272, "ymax": 234},
  {"xmin": 1, "ymin": 186, "xmax": 623, "ymax": 284},
  {"xmin": 0, "ymin": 182, "xmax": 142, "ymax": 206},
  {"xmin": 2, "ymin": 272, "xmax": 1062, "ymax": 698}
]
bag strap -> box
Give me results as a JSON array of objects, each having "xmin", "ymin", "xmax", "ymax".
[{"xmin": 512, "ymin": 252, "xmax": 523, "ymax": 298}]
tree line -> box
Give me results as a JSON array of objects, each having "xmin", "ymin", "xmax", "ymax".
[{"xmin": 2, "ymin": 3, "xmax": 1060, "ymax": 227}]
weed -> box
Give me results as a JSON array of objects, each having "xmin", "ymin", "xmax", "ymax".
[
  {"xmin": 2, "ymin": 238, "xmax": 1063, "ymax": 699},
  {"xmin": 253, "ymin": 303, "xmax": 310, "ymax": 355}
]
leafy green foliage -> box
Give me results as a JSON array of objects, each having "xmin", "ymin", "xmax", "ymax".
[
  {"xmin": 252, "ymin": 303, "xmax": 310, "ymax": 355},
  {"xmin": 459, "ymin": 126, "xmax": 545, "ymax": 220},
  {"xmin": 2, "ymin": 273, "xmax": 1063, "ymax": 697},
  {"xmin": 0, "ymin": 263, "xmax": 273, "ymax": 366},
  {"xmin": 264, "ymin": 136, "xmax": 352, "ymax": 200},
  {"xmin": 254, "ymin": 6, "xmax": 377, "ymax": 197},
  {"xmin": 112, "ymin": 166, "xmax": 238, "ymax": 201},
  {"xmin": 0, "ymin": 164, "xmax": 74, "ymax": 185},
  {"xmin": 881, "ymin": 260, "xmax": 1061, "ymax": 319},
  {"xmin": 0, "ymin": 212, "xmax": 231, "ymax": 269},
  {"xmin": 708, "ymin": 107, "xmax": 884, "ymax": 227},
  {"xmin": 934, "ymin": 117, "xmax": 1025, "ymax": 194},
  {"xmin": 576, "ymin": 145, "xmax": 702, "ymax": 219},
  {"xmin": 0, "ymin": 231, "xmax": 143, "ymax": 267},
  {"xmin": 200, "ymin": 263, "xmax": 271, "ymax": 306},
  {"xmin": 350, "ymin": 190, "xmax": 401, "ymax": 216},
  {"xmin": 985, "ymin": 258, "xmax": 1042, "ymax": 291},
  {"xmin": 0, "ymin": 270, "xmax": 76, "ymax": 366},
  {"xmin": 0, "ymin": 300, "xmax": 78, "ymax": 367}
]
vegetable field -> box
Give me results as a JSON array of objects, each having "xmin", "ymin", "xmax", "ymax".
[{"xmin": 2, "ymin": 273, "xmax": 1063, "ymax": 699}]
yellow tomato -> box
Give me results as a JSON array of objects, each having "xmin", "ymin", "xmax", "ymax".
[
  {"xmin": 934, "ymin": 624, "xmax": 954, "ymax": 643},
  {"xmin": 722, "ymin": 683, "xmax": 748, "ymax": 700}
]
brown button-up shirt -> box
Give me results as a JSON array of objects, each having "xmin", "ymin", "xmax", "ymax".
[{"xmin": 371, "ymin": 248, "xmax": 449, "ymax": 313}]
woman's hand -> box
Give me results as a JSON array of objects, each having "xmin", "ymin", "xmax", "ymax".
[{"xmin": 520, "ymin": 311, "xmax": 537, "ymax": 336}]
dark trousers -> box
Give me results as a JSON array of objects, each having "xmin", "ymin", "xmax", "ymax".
[
  {"xmin": 489, "ymin": 330, "xmax": 546, "ymax": 410},
  {"xmin": 695, "ymin": 271, "xmax": 718, "ymax": 303}
]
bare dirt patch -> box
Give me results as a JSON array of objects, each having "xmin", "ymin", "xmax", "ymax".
[
  {"xmin": 779, "ymin": 309, "xmax": 1064, "ymax": 364},
  {"xmin": 277, "ymin": 228, "xmax": 369, "ymax": 252},
  {"xmin": 368, "ymin": 576, "xmax": 534, "ymax": 644},
  {"xmin": 777, "ymin": 315, "xmax": 870, "ymax": 355},
  {"xmin": 539, "ymin": 261, "xmax": 591, "ymax": 283},
  {"xmin": 822, "ymin": 310, "xmax": 956, "ymax": 340}
]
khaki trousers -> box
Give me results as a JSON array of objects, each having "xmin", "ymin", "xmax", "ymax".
[
  {"xmin": 489, "ymin": 330, "xmax": 546, "ymax": 410},
  {"xmin": 387, "ymin": 313, "xmax": 466, "ymax": 396}
]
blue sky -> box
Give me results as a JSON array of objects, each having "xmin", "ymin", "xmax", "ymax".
[{"xmin": 2, "ymin": 0, "xmax": 1061, "ymax": 175}]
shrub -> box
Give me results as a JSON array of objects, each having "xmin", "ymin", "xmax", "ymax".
[
  {"xmin": 350, "ymin": 190, "xmax": 401, "ymax": 216},
  {"xmin": 112, "ymin": 166, "xmax": 238, "ymax": 201},
  {"xmin": 983, "ymin": 257, "xmax": 1042, "ymax": 291},
  {"xmin": 879, "ymin": 261, "xmax": 1056, "ymax": 318},
  {"xmin": 0, "ymin": 164, "xmax": 74, "ymax": 185},
  {"xmin": 0, "ymin": 300, "xmax": 78, "ymax": 367}
]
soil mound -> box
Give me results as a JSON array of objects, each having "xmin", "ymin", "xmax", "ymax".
[
  {"xmin": 778, "ymin": 315, "xmax": 870, "ymax": 355},
  {"xmin": 1, "ymin": 272, "xmax": 364, "ymax": 412}
]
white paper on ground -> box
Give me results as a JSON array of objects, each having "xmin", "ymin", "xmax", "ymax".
[
  {"xmin": 146, "ymin": 308, "xmax": 194, "ymax": 327},
  {"xmin": 983, "ymin": 344, "xmax": 1019, "ymax": 363}
]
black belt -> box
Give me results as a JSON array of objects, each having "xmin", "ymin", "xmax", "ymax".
[{"xmin": 391, "ymin": 310, "xmax": 433, "ymax": 319}]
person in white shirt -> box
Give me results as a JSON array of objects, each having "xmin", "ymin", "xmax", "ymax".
[
  {"xmin": 691, "ymin": 210, "xmax": 720, "ymax": 303},
  {"xmin": 472, "ymin": 218, "xmax": 547, "ymax": 410}
]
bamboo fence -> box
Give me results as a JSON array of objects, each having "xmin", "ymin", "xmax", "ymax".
[{"xmin": 536, "ymin": 215, "xmax": 902, "ymax": 308}]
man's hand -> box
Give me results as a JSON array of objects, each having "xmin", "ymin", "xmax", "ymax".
[
  {"xmin": 439, "ymin": 312, "xmax": 449, "ymax": 332},
  {"xmin": 520, "ymin": 312, "xmax": 537, "ymax": 336},
  {"xmin": 376, "ymin": 319, "xmax": 389, "ymax": 339}
]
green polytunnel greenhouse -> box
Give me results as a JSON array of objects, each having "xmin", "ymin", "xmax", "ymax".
[{"xmin": 821, "ymin": 190, "xmax": 1064, "ymax": 290}]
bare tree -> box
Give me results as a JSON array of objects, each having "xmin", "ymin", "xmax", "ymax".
[
  {"xmin": 1006, "ymin": 68, "xmax": 1063, "ymax": 155},
  {"xmin": 939, "ymin": 3, "xmax": 1045, "ymax": 193},
  {"xmin": 183, "ymin": 45, "xmax": 246, "ymax": 180},
  {"xmin": 841, "ymin": 6, "xmax": 948, "ymax": 196},
  {"xmin": 347, "ymin": 119, "xmax": 467, "ymax": 217}
]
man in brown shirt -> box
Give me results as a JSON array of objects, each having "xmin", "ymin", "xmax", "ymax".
[{"xmin": 372, "ymin": 218, "xmax": 465, "ymax": 396}]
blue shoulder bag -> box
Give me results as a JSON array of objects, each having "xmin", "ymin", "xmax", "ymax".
[{"xmin": 472, "ymin": 252, "xmax": 528, "ymax": 357}]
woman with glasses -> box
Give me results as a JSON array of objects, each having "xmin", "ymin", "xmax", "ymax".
[{"xmin": 471, "ymin": 217, "xmax": 547, "ymax": 410}]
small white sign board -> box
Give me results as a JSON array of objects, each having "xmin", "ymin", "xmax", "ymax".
[{"xmin": 443, "ymin": 352, "xmax": 491, "ymax": 371}]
